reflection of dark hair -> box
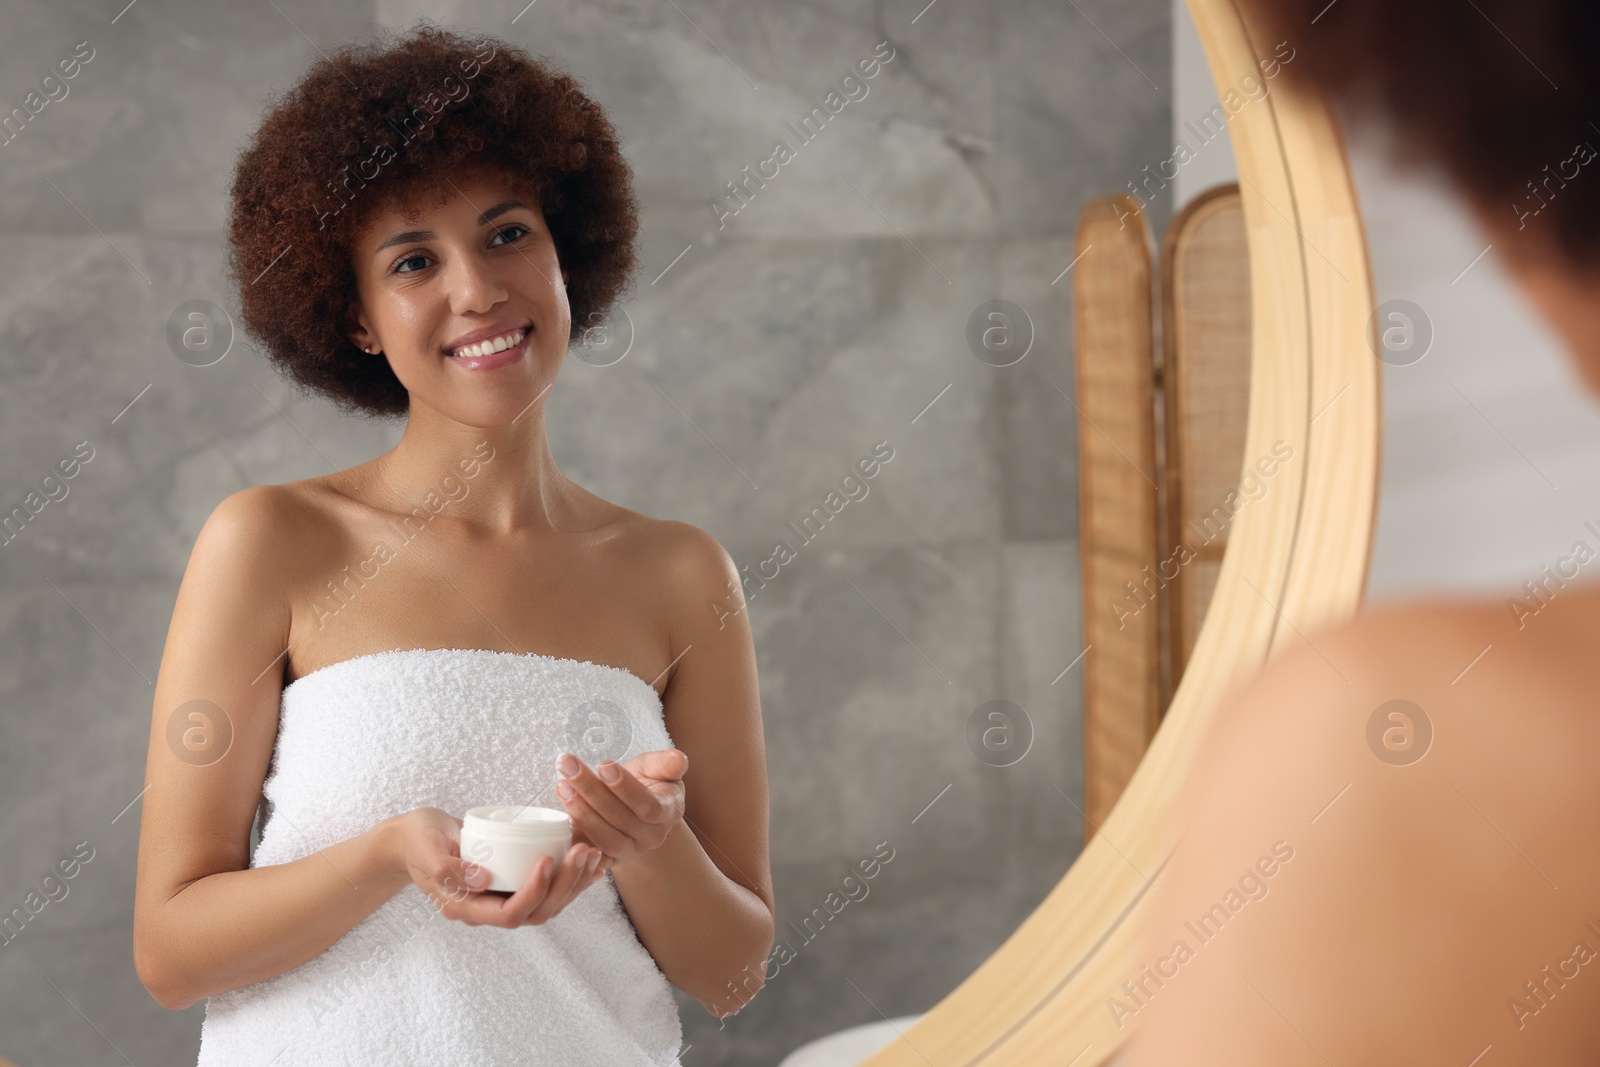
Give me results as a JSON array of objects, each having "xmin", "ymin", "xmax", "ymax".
[
  {"xmin": 226, "ymin": 21, "xmax": 640, "ymax": 418},
  {"xmin": 1252, "ymin": 0, "xmax": 1600, "ymax": 266}
]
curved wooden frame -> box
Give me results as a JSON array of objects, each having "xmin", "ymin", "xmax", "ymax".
[{"xmin": 859, "ymin": 0, "xmax": 1379, "ymax": 1062}]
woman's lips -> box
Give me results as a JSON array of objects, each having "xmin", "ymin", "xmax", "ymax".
[{"xmin": 446, "ymin": 328, "xmax": 530, "ymax": 371}]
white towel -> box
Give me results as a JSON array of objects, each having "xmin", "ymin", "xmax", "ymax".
[{"xmin": 195, "ymin": 647, "xmax": 684, "ymax": 1066}]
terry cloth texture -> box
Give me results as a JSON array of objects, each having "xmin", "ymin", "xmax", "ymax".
[{"xmin": 195, "ymin": 647, "xmax": 683, "ymax": 1066}]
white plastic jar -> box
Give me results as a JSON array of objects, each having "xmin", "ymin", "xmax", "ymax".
[{"xmin": 459, "ymin": 805, "xmax": 573, "ymax": 892}]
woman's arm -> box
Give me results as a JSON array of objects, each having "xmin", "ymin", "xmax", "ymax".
[
  {"xmin": 134, "ymin": 487, "xmax": 403, "ymax": 1009},
  {"xmin": 133, "ymin": 488, "xmax": 552, "ymax": 1009},
  {"xmin": 135, "ymin": 492, "xmax": 387, "ymax": 1011},
  {"xmin": 607, "ymin": 803, "xmax": 774, "ymax": 1016},
  {"xmin": 565, "ymin": 522, "xmax": 775, "ymax": 1016}
]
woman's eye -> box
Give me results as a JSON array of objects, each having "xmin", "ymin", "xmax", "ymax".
[
  {"xmin": 391, "ymin": 226, "xmax": 530, "ymax": 274},
  {"xmin": 490, "ymin": 224, "xmax": 530, "ymax": 247}
]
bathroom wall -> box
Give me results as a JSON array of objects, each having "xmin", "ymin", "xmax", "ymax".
[
  {"xmin": 0, "ymin": 1, "xmax": 1171, "ymax": 1063},
  {"xmin": 1173, "ymin": 0, "xmax": 1600, "ymax": 611}
]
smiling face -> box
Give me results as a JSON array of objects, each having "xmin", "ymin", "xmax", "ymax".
[{"xmin": 344, "ymin": 165, "xmax": 572, "ymax": 425}]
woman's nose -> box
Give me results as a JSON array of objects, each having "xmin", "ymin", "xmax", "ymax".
[{"xmin": 447, "ymin": 250, "xmax": 510, "ymax": 315}]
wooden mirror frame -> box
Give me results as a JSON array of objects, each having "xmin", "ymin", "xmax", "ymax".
[{"xmin": 859, "ymin": 0, "xmax": 1379, "ymax": 1062}]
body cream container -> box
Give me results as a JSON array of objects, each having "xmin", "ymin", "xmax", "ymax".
[{"xmin": 460, "ymin": 805, "xmax": 573, "ymax": 893}]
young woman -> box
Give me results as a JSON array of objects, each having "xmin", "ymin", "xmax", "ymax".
[
  {"xmin": 132, "ymin": 24, "xmax": 773, "ymax": 1064},
  {"xmin": 1128, "ymin": 1, "xmax": 1600, "ymax": 1064}
]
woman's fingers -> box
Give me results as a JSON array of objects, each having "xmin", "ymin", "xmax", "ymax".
[
  {"xmin": 499, "ymin": 854, "xmax": 563, "ymax": 924},
  {"xmin": 544, "ymin": 847, "xmax": 604, "ymax": 923},
  {"xmin": 434, "ymin": 857, "xmax": 485, "ymax": 902},
  {"xmin": 628, "ymin": 748, "xmax": 689, "ymax": 784},
  {"xmin": 409, "ymin": 784, "xmax": 634, "ymax": 930},
  {"xmin": 450, "ymin": 865, "xmax": 492, "ymax": 925},
  {"xmin": 557, "ymin": 757, "xmax": 642, "ymax": 831},
  {"xmin": 556, "ymin": 752, "xmax": 686, "ymax": 863},
  {"xmin": 427, "ymin": 841, "xmax": 613, "ymax": 928},
  {"xmin": 434, "ymin": 852, "xmax": 550, "ymax": 926},
  {"xmin": 559, "ymin": 788, "xmax": 633, "ymax": 857},
  {"xmin": 516, "ymin": 845, "xmax": 596, "ymax": 926},
  {"xmin": 597, "ymin": 759, "xmax": 676, "ymax": 822}
]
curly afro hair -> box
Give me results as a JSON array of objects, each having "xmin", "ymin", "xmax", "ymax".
[
  {"xmin": 1249, "ymin": 0, "xmax": 1600, "ymax": 267},
  {"xmin": 226, "ymin": 21, "xmax": 640, "ymax": 418}
]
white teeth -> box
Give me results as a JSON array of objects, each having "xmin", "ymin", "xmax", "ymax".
[{"xmin": 450, "ymin": 327, "xmax": 526, "ymax": 358}]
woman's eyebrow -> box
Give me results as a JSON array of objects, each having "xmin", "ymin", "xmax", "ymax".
[{"xmin": 372, "ymin": 199, "xmax": 531, "ymax": 256}]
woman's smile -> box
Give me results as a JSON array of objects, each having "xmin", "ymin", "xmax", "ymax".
[{"xmin": 445, "ymin": 323, "xmax": 533, "ymax": 371}]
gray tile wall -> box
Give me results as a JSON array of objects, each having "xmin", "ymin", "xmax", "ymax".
[{"xmin": 0, "ymin": 1, "xmax": 1169, "ymax": 1063}]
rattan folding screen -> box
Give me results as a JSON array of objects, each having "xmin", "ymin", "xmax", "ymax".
[{"xmin": 1078, "ymin": 183, "xmax": 1250, "ymax": 837}]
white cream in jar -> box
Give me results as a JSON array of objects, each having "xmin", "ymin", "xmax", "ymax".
[{"xmin": 459, "ymin": 805, "xmax": 573, "ymax": 892}]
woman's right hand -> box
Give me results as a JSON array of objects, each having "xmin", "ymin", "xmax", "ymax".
[{"xmin": 391, "ymin": 807, "xmax": 607, "ymax": 928}]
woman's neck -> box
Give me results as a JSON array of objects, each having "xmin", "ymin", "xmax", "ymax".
[{"xmin": 357, "ymin": 403, "xmax": 581, "ymax": 536}]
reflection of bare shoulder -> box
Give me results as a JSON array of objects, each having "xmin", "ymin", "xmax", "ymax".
[{"xmin": 1129, "ymin": 595, "xmax": 1600, "ymax": 1065}]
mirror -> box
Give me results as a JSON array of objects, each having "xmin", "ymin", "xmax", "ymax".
[
  {"xmin": 0, "ymin": 0, "xmax": 1373, "ymax": 1065},
  {"xmin": 858, "ymin": 0, "xmax": 1378, "ymax": 1063}
]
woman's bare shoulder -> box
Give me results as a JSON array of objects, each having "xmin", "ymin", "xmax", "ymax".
[
  {"xmin": 194, "ymin": 483, "xmax": 303, "ymax": 557},
  {"xmin": 204, "ymin": 471, "xmax": 352, "ymax": 519},
  {"xmin": 192, "ymin": 476, "xmax": 361, "ymax": 584},
  {"xmin": 1130, "ymin": 589, "xmax": 1600, "ymax": 1063},
  {"xmin": 634, "ymin": 518, "xmax": 741, "ymax": 606},
  {"xmin": 605, "ymin": 514, "xmax": 743, "ymax": 638},
  {"xmin": 586, "ymin": 505, "xmax": 731, "ymax": 571},
  {"xmin": 1172, "ymin": 588, "xmax": 1600, "ymax": 938},
  {"xmin": 1297, "ymin": 586, "xmax": 1600, "ymax": 709},
  {"xmin": 636, "ymin": 516, "xmax": 731, "ymax": 563},
  {"xmin": 1192, "ymin": 586, "xmax": 1600, "ymax": 787},
  {"xmin": 1222, "ymin": 586, "xmax": 1594, "ymax": 705}
]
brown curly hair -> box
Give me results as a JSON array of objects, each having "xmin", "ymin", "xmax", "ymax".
[
  {"xmin": 226, "ymin": 21, "xmax": 640, "ymax": 418},
  {"xmin": 1248, "ymin": 0, "xmax": 1600, "ymax": 267}
]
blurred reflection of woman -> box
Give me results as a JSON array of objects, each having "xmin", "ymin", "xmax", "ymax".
[
  {"xmin": 1128, "ymin": 1, "xmax": 1600, "ymax": 1064},
  {"xmin": 131, "ymin": 23, "xmax": 773, "ymax": 1065}
]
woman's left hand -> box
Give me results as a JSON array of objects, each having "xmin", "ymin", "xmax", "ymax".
[{"xmin": 554, "ymin": 748, "xmax": 689, "ymax": 870}]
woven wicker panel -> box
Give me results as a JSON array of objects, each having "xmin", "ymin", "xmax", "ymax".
[
  {"xmin": 1159, "ymin": 184, "xmax": 1251, "ymax": 700},
  {"xmin": 1074, "ymin": 195, "xmax": 1159, "ymax": 842}
]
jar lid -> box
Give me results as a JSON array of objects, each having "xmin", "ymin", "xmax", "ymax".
[{"xmin": 464, "ymin": 805, "xmax": 572, "ymax": 840}]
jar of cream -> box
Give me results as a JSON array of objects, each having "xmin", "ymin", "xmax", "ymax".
[{"xmin": 459, "ymin": 805, "xmax": 573, "ymax": 893}]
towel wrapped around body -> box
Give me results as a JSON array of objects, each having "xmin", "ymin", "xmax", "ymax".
[{"xmin": 195, "ymin": 647, "xmax": 684, "ymax": 1067}]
